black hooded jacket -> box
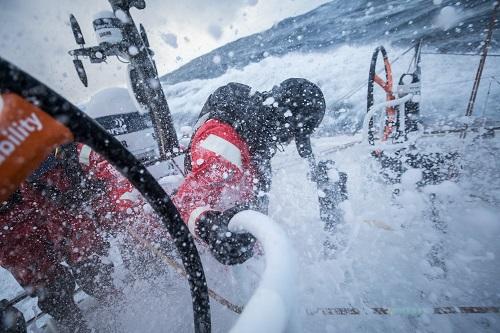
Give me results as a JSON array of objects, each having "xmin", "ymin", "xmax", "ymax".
[{"xmin": 185, "ymin": 82, "xmax": 286, "ymax": 209}]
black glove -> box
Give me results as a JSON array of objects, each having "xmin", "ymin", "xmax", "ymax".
[
  {"xmin": 0, "ymin": 299, "xmax": 27, "ymax": 333},
  {"xmin": 198, "ymin": 208, "xmax": 256, "ymax": 265}
]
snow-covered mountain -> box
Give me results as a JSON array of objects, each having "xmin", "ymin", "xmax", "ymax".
[{"xmin": 161, "ymin": 0, "xmax": 499, "ymax": 85}]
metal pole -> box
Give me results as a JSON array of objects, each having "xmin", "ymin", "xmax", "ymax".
[
  {"xmin": 108, "ymin": 0, "xmax": 179, "ymax": 159},
  {"xmin": 465, "ymin": 1, "xmax": 499, "ymax": 117}
]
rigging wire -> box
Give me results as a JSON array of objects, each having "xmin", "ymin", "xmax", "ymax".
[
  {"xmin": 335, "ymin": 44, "xmax": 415, "ymax": 103},
  {"xmin": 423, "ymin": 76, "xmax": 496, "ymax": 88},
  {"xmin": 482, "ymin": 78, "xmax": 493, "ymax": 117},
  {"xmin": 406, "ymin": 40, "xmax": 421, "ymax": 73},
  {"xmin": 491, "ymin": 76, "xmax": 500, "ymax": 86},
  {"xmin": 336, "ymin": 47, "xmax": 499, "ymax": 106},
  {"xmin": 422, "ymin": 52, "xmax": 500, "ymax": 57}
]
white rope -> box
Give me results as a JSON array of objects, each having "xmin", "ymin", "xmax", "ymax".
[
  {"xmin": 361, "ymin": 94, "xmax": 414, "ymax": 144},
  {"xmin": 229, "ymin": 210, "xmax": 299, "ymax": 333}
]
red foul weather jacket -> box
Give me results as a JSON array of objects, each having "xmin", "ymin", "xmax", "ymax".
[
  {"xmin": 173, "ymin": 119, "xmax": 259, "ymax": 237},
  {"xmin": 76, "ymin": 144, "xmax": 171, "ymax": 245}
]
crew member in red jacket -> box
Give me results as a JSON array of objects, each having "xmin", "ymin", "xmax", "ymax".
[
  {"xmin": 0, "ymin": 143, "xmax": 123, "ymax": 333},
  {"xmin": 173, "ymin": 78, "xmax": 326, "ymax": 265}
]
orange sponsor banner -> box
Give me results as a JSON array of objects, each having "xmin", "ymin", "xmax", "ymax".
[{"xmin": 0, "ymin": 93, "xmax": 74, "ymax": 202}]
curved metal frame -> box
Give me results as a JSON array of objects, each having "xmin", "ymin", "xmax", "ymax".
[{"xmin": 367, "ymin": 46, "xmax": 396, "ymax": 145}]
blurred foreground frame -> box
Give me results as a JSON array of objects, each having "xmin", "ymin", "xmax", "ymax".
[{"xmin": 0, "ymin": 57, "xmax": 211, "ymax": 333}]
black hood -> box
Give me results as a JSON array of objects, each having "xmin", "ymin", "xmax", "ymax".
[{"xmin": 271, "ymin": 78, "xmax": 325, "ymax": 158}]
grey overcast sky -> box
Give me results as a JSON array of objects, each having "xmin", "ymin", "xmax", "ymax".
[{"xmin": 0, "ymin": 0, "xmax": 330, "ymax": 103}]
